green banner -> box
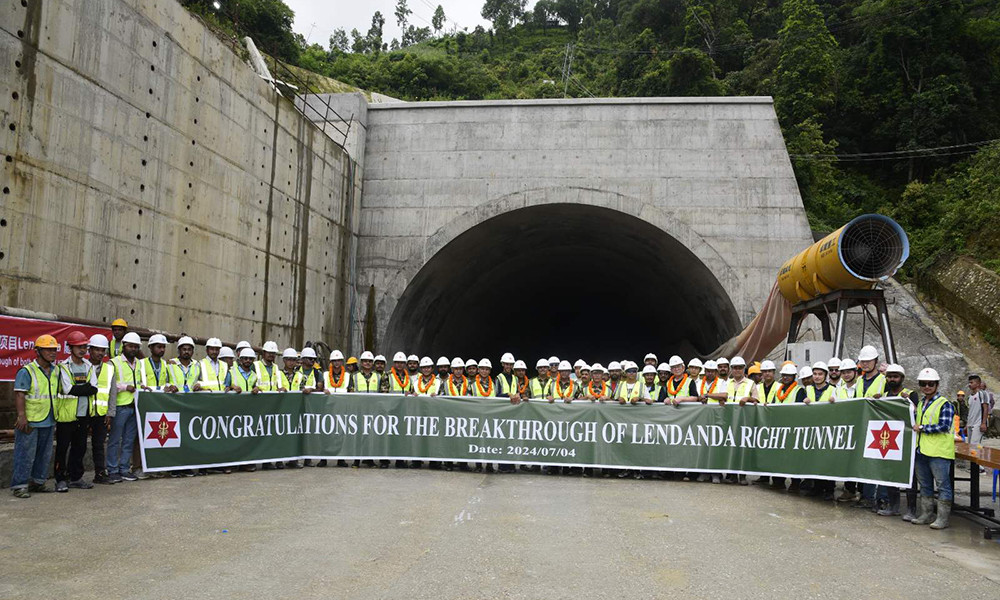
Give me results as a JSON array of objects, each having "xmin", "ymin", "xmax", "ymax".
[{"xmin": 135, "ymin": 392, "xmax": 915, "ymax": 486}]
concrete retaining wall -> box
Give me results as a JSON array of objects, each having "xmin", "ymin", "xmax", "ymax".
[{"xmin": 0, "ymin": 0, "xmax": 360, "ymax": 348}]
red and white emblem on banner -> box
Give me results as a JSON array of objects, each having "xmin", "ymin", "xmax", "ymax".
[
  {"xmin": 144, "ymin": 412, "xmax": 181, "ymax": 448},
  {"xmin": 863, "ymin": 420, "xmax": 904, "ymax": 461}
]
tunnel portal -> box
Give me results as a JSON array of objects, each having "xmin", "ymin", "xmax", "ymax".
[{"xmin": 383, "ymin": 204, "xmax": 741, "ymax": 364}]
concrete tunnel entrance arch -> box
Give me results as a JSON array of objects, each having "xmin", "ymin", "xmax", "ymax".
[{"xmin": 382, "ymin": 204, "xmax": 742, "ymax": 365}]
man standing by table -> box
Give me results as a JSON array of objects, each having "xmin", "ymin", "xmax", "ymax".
[
  {"xmin": 911, "ymin": 367, "xmax": 955, "ymax": 530},
  {"xmin": 966, "ymin": 375, "xmax": 992, "ymax": 461}
]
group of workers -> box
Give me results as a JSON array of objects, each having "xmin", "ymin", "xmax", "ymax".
[{"xmin": 10, "ymin": 318, "xmax": 972, "ymax": 530}]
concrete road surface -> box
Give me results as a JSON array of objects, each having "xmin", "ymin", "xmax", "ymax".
[{"xmin": 1, "ymin": 468, "xmax": 999, "ymax": 599}]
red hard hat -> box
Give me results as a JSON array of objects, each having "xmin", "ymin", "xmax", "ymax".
[{"xmin": 66, "ymin": 331, "xmax": 89, "ymax": 347}]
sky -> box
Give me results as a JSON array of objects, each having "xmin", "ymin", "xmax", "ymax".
[{"xmin": 283, "ymin": 0, "xmax": 534, "ymax": 48}]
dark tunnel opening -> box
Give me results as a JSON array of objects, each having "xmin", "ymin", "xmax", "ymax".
[{"xmin": 383, "ymin": 204, "xmax": 741, "ymax": 365}]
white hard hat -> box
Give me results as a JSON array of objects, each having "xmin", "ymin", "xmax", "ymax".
[
  {"xmin": 206, "ymin": 337, "xmax": 222, "ymax": 348},
  {"xmin": 465, "ymin": 358, "xmax": 478, "ymax": 368},
  {"xmin": 236, "ymin": 340, "xmax": 251, "ymax": 351},
  {"xmin": 88, "ymin": 334, "xmax": 109, "ymax": 349},
  {"xmin": 419, "ymin": 356, "xmax": 433, "ymax": 367},
  {"xmin": 917, "ymin": 367, "xmax": 940, "ymax": 382},
  {"xmin": 590, "ymin": 363, "xmax": 606, "ymax": 373},
  {"xmin": 514, "ymin": 360, "xmax": 527, "ymax": 370},
  {"xmin": 688, "ymin": 358, "xmax": 703, "ymax": 368},
  {"xmin": 501, "ymin": 352, "xmax": 515, "ymax": 364},
  {"xmin": 393, "ymin": 351, "xmax": 407, "ymax": 362},
  {"xmin": 716, "ymin": 357, "xmax": 730, "ymax": 366},
  {"xmin": 407, "ymin": 354, "xmax": 418, "ymax": 362},
  {"xmin": 148, "ymin": 334, "xmax": 168, "ymax": 346},
  {"xmin": 668, "ymin": 355, "xmax": 684, "ymax": 367},
  {"xmin": 262, "ymin": 341, "xmax": 279, "ymax": 353},
  {"xmin": 608, "ymin": 361, "xmax": 622, "ymax": 371},
  {"xmin": 885, "ymin": 363, "xmax": 905, "ymax": 376},
  {"xmin": 360, "ymin": 351, "xmax": 375, "ymax": 361},
  {"xmin": 703, "ymin": 360, "xmax": 718, "ymax": 370},
  {"xmin": 451, "ymin": 358, "xmax": 465, "ymax": 369},
  {"xmin": 479, "ymin": 358, "xmax": 492, "ymax": 368},
  {"xmin": 858, "ymin": 345, "xmax": 879, "ymax": 361},
  {"xmin": 374, "ymin": 354, "xmax": 386, "ymax": 363},
  {"xmin": 827, "ymin": 357, "xmax": 842, "ymax": 369},
  {"xmin": 177, "ymin": 336, "xmax": 195, "ymax": 348},
  {"xmin": 282, "ymin": 348, "xmax": 299, "ymax": 359},
  {"xmin": 301, "ymin": 347, "xmax": 317, "ymax": 359},
  {"xmin": 548, "ymin": 356, "xmax": 559, "ymax": 365},
  {"xmin": 760, "ymin": 360, "xmax": 776, "ymax": 371},
  {"xmin": 624, "ymin": 361, "xmax": 639, "ymax": 371},
  {"xmin": 812, "ymin": 361, "xmax": 828, "ymax": 372},
  {"xmin": 839, "ymin": 358, "xmax": 858, "ymax": 371},
  {"xmin": 580, "ymin": 363, "xmax": 591, "ymax": 371},
  {"xmin": 780, "ymin": 364, "xmax": 798, "ymax": 376},
  {"xmin": 574, "ymin": 359, "xmax": 586, "ymax": 368},
  {"xmin": 644, "ymin": 353, "xmax": 657, "ymax": 361},
  {"xmin": 330, "ymin": 350, "xmax": 344, "ymax": 361},
  {"xmin": 535, "ymin": 358, "xmax": 549, "ymax": 368},
  {"xmin": 642, "ymin": 364, "xmax": 656, "ymax": 375},
  {"xmin": 558, "ymin": 360, "xmax": 572, "ymax": 371},
  {"xmin": 122, "ymin": 332, "xmax": 141, "ymax": 345},
  {"xmin": 799, "ymin": 366, "xmax": 813, "ymax": 380},
  {"xmin": 239, "ymin": 347, "xmax": 256, "ymax": 359},
  {"xmin": 437, "ymin": 356, "xmax": 450, "ymax": 366},
  {"xmin": 218, "ymin": 346, "xmax": 235, "ymax": 359},
  {"xmin": 657, "ymin": 362, "xmax": 670, "ymax": 372},
  {"xmin": 731, "ymin": 356, "xmax": 746, "ymax": 367}
]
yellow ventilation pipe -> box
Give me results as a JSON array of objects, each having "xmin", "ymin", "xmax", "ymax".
[{"xmin": 777, "ymin": 214, "xmax": 910, "ymax": 304}]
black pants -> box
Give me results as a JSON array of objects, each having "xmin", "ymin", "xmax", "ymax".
[{"xmin": 55, "ymin": 416, "xmax": 105, "ymax": 482}]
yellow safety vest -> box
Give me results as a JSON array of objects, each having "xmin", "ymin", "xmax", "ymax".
[
  {"xmin": 109, "ymin": 337, "xmax": 124, "ymax": 358},
  {"xmin": 699, "ymin": 377, "xmax": 725, "ymax": 404},
  {"xmin": 230, "ymin": 367, "xmax": 257, "ymax": 392},
  {"xmin": 529, "ymin": 377, "xmax": 551, "ymax": 399},
  {"xmin": 199, "ymin": 357, "xmax": 228, "ymax": 391},
  {"xmin": 412, "ymin": 375, "xmax": 440, "ymax": 396},
  {"xmin": 615, "ymin": 380, "xmax": 643, "ymax": 402},
  {"xmin": 254, "ymin": 361, "xmax": 289, "ymax": 391},
  {"xmin": 769, "ymin": 382, "xmax": 800, "ymax": 405},
  {"xmin": 807, "ymin": 384, "xmax": 835, "ymax": 403},
  {"xmin": 386, "ymin": 369, "xmax": 411, "ymax": 393},
  {"xmin": 496, "ymin": 373, "xmax": 517, "ymax": 396},
  {"xmin": 111, "ymin": 355, "xmax": 139, "ymax": 406},
  {"xmin": 856, "ymin": 373, "xmax": 886, "ymax": 398},
  {"xmin": 917, "ymin": 395, "xmax": 955, "ymax": 459},
  {"xmin": 353, "ymin": 371, "xmax": 380, "ymax": 393},
  {"xmin": 139, "ymin": 357, "xmax": 171, "ymax": 390},
  {"xmin": 727, "ymin": 378, "xmax": 754, "ymax": 402},
  {"xmin": 292, "ymin": 368, "xmax": 319, "ymax": 390},
  {"xmin": 23, "ymin": 361, "xmax": 59, "ymax": 423},
  {"xmin": 757, "ymin": 382, "xmax": 780, "ymax": 405},
  {"xmin": 55, "ymin": 361, "xmax": 91, "ymax": 423},
  {"xmin": 93, "ymin": 361, "xmax": 112, "ymax": 416}
]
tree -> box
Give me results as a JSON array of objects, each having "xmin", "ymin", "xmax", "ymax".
[
  {"xmin": 329, "ymin": 28, "xmax": 349, "ymax": 53},
  {"xmin": 554, "ymin": 0, "xmax": 585, "ymax": 31},
  {"xmin": 481, "ymin": 0, "xmax": 527, "ymax": 33},
  {"xmin": 772, "ymin": 0, "xmax": 837, "ymax": 128},
  {"xmin": 394, "ymin": 0, "xmax": 412, "ymax": 30},
  {"xmin": 350, "ymin": 28, "xmax": 365, "ymax": 53},
  {"xmin": 432, "ymin": 5, "xmax": 446, "ymax": 34},
  {"xmin": 181, "ymin": 0, "xmax": 300, "ymax": 63},
  {"xmin": 366, "ymin": 11, "xmax": 386, "ymax": 54}
]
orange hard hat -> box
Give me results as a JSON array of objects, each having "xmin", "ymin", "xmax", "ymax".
[
  {"xmin": 66, "ymin": 331, "xmax": 89, "ymax": 347},
  {"xmin": 35, "ymin": 334, "xmax": 59, "ymax": 349}
]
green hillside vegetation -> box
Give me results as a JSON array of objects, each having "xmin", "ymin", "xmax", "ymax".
[{"xmin": 184, "ymin": 0, "xmax": 1000, "ymax": 277}]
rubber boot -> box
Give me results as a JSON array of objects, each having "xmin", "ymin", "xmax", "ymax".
[
  {"xmin": 929, "ymin": 500, "xmax": 951, "ymax": 529},
  {"xmin": 901, "ymin": 493, "xmax": 917, "ymax": 522},
  {"xmin": 911, "ymin": 496, "xmax": 936, "ymax": 525}
]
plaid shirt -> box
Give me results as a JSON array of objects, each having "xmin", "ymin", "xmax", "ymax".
[{"xmin": 919, "ymin": 394, "xmax": 954, "ymax": 434}]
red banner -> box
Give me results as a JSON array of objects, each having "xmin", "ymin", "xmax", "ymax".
[{"xmin": 0, "ymin": 315, "xmax": 113, "ymax": 381}]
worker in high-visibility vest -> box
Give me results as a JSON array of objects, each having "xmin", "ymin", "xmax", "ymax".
[
  {"xmin": 139, "ymin": 334, "xmax": 171, "ymax": 392},
  {"xmin": 725, "ymin": 357, "xmax": 758, "ymax": 405},
  {"xmin": 827, "ymin": 357, "xmax": 842, "ymax": 388},
  {"xmin": 88, "ymin": 335, "xmax": 114, "ymax": 484},
  {"xmin": 324, "ymin": 350, "xmax": 350, "ymax": 394},
  {"xmin": 803, "ymin": 361, "xmax": 837, "ymax": 500},
  {"xmin": 766, "ymin": 363, "xmax": 807, "ymax": 492},
  {"xmin": 373, "ymin": 354, "xmax": 387, "ymax": 379},
  {"xmin": 855, "ymin": 345, "xmax": 886, "ymax": 398},
  {"xmin": 109, "ymin": 318, "xmax": 128, "ymax": 358},
  {"xmin": 226, "ymin": 348, "xmax": 258, "ymax": 393},
  {"xmin": 495, "ymin": 352, "xmax": 518, "ymax": 402},
  {"xmin": 10, "ymin": 334, "xmax": 62, "ymax": 497},
  {"xmin": 406, "ymin": 354, "xmax": 420, "ymax": 379},
  {"xmin": 106, "ymin": 332, "xmax": 142, "ymax": 483},
  {"xmin": 167, "ymin": 336, "xmax": 201, "ymax": 394},
  {"xmin": 665, "ymin": 356, "xmax": 699, "ymax": 405},
  {"xmin": 387, "ymin": 352, "xmax": 411, "ymax": 394},
  {"xmin": 294, "ymin": 347, "xmax": 322, "ymax": 393},
  {"xmin": 53, "ymin": 331, "xmax": 98, "ymax": 493},
  {"xmin": 436, "ymin": 356, "xmax": 450, "ymax": 378},
  {"xmin": 528, "ymin": 358, "xmax": 552, "ymax": 400},
  {"xmin": 836, "ymin": 358, "xmax": 859, "ymax": 398},
  {"xmin": 911, "ymin": 367, "xmax": 955, "ymax": 529},
  {"xmin": 512, "ymin": 360, "xmax": 530, "ymax": 404},
  {"xmin": 756, "ymin": 360, "xmax": 779, "ymax": 405}
]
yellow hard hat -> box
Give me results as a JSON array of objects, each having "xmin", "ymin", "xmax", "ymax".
[
  {"xmin": 956, "ymin": 390, "xmax": 966, "ymax": 396},
  {"xmin": 111, "ymin": 318, "xmax": 128, "ymax": 327},
  {"xmin": 35, "ymin": 334, "xmax": 59, "ymax": 349},
  {"xmin": 747, "ymin": 364, "xmax": 761, "ymax": 375},
  {"xmin": 346, "ymin": 356, "xmax": 358, "ymax": 365}
]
